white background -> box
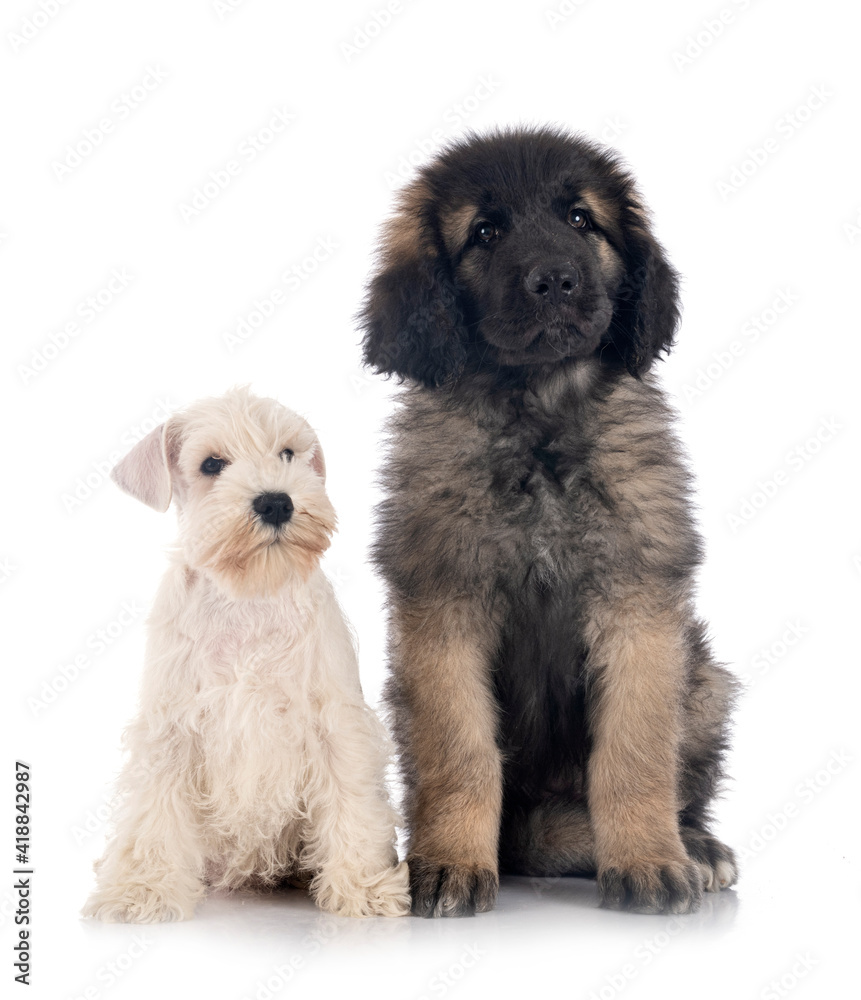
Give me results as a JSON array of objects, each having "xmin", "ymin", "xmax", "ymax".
[{"xmin": 3, "ymin": 0, "xmax": 859, "ymax": 998}]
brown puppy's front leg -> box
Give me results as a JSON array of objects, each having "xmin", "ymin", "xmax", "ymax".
[
  {"xmin": 390, "ymin": 599, "xmax": 502, "ymax": 917},
  {"xmin": 586, "ymin": 593, "xmax": 703, "ymax": 914}
]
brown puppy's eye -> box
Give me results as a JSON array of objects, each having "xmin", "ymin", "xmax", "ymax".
[
  {"xmin": 280, "ymin": 448, "xmax": 294, "ymax": 461},
  {"xmin": 567, "ymin": 208, "xmax": 590, "ymax": 230},
  {"xmin": 201, "ymin": 456, "xmax": 226, "ymax": 476},
  {"xmin": 475, "ymin": 221, "xmax": 497, "ymax": 243}
]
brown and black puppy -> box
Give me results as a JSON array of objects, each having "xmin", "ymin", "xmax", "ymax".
[{"xmin": 360, "ymin": 127, "xmax": 738, "ymax": 917}]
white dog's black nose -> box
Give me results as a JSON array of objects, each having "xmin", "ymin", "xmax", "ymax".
[{"xmin": 253, "ymin": 492, "xmax": 294, "ymax": 527}]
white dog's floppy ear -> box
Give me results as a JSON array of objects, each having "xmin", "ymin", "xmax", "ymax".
[
  {"xmin": 111, "ymin": 422, "xmax": 174, "ymax": 512},
  {"xmin": 309, "ymin": 442, "xmax": 326, "ymax": 482}
]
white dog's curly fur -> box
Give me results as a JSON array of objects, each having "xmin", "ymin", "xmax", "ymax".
[{"xmin": 83, "ymin": 387, "xmax": 409, "ymax": 921}]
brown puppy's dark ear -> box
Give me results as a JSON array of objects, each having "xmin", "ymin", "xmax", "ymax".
[
  {"xmin": 611, "ymin": 208, "xmax": 681, "ymax": 377},
  {"xmin": 360, "ymin": 254, "xmax": 468, "ymax": 387},
  {"xmin": 360, "ymin": 185, "xmax": 468, "ymax": 388}
]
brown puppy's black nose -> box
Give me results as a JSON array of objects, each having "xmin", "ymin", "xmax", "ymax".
[
  {"xmin": 526, "ymin": 265, "xmax": 579, "ymax": 304},
  {"xmin": 252, "ymin": 492, "xmax": 293, "ymax": 527}
]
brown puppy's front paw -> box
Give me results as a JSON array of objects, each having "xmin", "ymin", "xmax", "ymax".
[
  {"xmin": 408, "ymin": 856, "xmax": 498, "ymax": 918},
  {"xmin": 598, "ymin": 859, "xmax": 703, "ymax": 915}
]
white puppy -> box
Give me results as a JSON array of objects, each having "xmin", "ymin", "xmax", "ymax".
[{"xmin": 83, "ymin": 387, "xmax": 409, "ymax": 921}]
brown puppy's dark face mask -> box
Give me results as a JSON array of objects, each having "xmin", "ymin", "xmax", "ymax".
[
  {"xmin": 360, "ymin": 128, "xmax": 681, "ymax": 386},
  {"xmin": 447, "ymin": 192, "xmax": 623, "ymax": 368}
]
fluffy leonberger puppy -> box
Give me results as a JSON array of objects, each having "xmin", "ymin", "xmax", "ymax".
[{"xmin": 360, "ymin": 126, "xmax": 738, "ymax": 917}]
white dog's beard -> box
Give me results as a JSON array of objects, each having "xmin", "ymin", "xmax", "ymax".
[{"xmin": 184, "ymin": 493, "xmax": 336, "ymax": 597}]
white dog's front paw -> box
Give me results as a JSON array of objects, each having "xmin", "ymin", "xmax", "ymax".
[
  {"xmin": 83, "ymin": 881, "xmax": 199, "ymax": 923},
  {"xmin": 314, "ymin": 861, "xmax": 410, "ymax": 918}
]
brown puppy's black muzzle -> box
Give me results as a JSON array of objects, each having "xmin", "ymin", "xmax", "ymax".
[{"xmin": 525, "ymin": 264, "xmax": 580, "ymax": 306}]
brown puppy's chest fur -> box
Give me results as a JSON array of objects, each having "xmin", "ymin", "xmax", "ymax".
[{"xmin": 379, "ymin": 361, "xmax": 697, "ymax": 601}]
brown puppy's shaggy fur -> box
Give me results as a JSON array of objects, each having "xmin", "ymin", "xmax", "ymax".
[{"xmin": 361, "ymin": 127, "xmax": 738, "ymax": 917}]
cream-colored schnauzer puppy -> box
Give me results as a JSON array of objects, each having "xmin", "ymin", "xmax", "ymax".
[{"xmin": 83, "ymin": 387, "xmax": 409, "ymax": 921}]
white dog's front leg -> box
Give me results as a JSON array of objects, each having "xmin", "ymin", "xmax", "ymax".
[
  {"xmin": 83, "ymin": 729, "xmax": 206, "ymax": 923},
  {"xmin": 304, "ymin": 704, "xmax": 409, "ymax": 918}
]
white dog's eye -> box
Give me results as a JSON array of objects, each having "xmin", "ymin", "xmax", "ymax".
[
  {"xmin": 200, "ymin": 456, "xmax": 226, "ymax": 476},
  {"xmin": 567, "ymin": 208, "xmax": 590, "ymax": 230},
  {"xmin": 280, "ymin": 448, "xmax": 294, "ymax": 461}
]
